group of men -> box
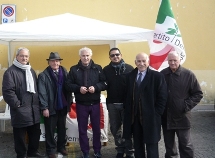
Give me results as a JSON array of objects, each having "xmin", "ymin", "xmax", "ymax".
[{"xmin": 2, "ymin": 46, "xmax": 203, "ymax": 158}]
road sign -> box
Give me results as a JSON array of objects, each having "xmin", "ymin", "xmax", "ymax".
[
  {"xmin": 1, "ymin": 4, "xmax": 16, "ymax": 24},
  {"xmin": 3, "ymin": 6, "xmax": 14, "ymax": 17}
]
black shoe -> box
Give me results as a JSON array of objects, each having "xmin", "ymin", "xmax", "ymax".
[
  {"xmin": 116, "ymin": 153, "xmax": 124, "ymax": 158},
  {"xmin": 82, "ymin": 152, "xmax": 89, "ymax": 158},
  {"xmin": 94, "ymin": 151, "xmax": 102, "ymax": 158},
  {"xmin": 125, "ymin": 155, "xmax": 135, "ymax": 158},
  {"xmin": 57, "ymin": 149, "xmax": 68, "ymax": 156},
  {"xmin": 48, "ymin": 154, "xmax": 56, "ymax": 158},
  {"xmin": 27, "ymin": 151, "xmax": 46, "ymax": 157}
]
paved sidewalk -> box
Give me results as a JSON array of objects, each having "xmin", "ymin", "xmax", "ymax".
[{"xmin": 0, "ymin": 110, "xmax": 215, "ymax": 158}]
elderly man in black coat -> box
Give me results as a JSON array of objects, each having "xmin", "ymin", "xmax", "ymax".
[
  {"xmin": 123, "ymin": 53, "xmax": 167, "ymax": 158},
  {"xmin": 38, "ymin": 52, "xmax": 72, "ymax": 158},
  {"xmin": 2, "ymin": 47, "xmax": 44, "ymax": 158},
  {"xmin": 161, "ymin": 51, "xmax": 203, "ymax": 158}
]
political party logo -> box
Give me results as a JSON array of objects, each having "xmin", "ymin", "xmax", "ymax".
[{"xmin": 149, "ymin": 0, "xmax": 186, "ymax": 71}]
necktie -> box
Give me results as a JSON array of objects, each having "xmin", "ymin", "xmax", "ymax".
[{"xmin": 137, "ymin": 73, "xmax": 142, "ymax": 86}]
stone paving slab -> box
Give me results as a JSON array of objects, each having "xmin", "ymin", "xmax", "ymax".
[{"xmin": 0, "ymin": 111, "xmax": 215, "ymax": 158}]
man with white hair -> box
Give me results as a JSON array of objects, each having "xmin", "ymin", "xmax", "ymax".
[
  {"xmin": 66, "ymin": 47, "xmax": 107, "ymax": 158},
  {"xmin": 2, "ymin": 47, "xmax": 44, "ymax": 158},
  {"xmin": 160, "ymin": 51, "xmax": 203, "ymax": 158}
]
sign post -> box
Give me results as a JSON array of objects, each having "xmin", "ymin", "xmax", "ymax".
[{"xmin": 1, "ymin": 4, "xmax": 16, "ymax": 24}]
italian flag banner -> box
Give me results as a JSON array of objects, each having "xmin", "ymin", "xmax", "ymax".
[{"xmin": 149, "ymin": 0, "xmax": 186, "ymax": 71}]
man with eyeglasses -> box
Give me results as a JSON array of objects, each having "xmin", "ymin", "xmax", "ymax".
[{"xmin": 103, "ymin": 48, "xmax": 134, "ymax": 158}]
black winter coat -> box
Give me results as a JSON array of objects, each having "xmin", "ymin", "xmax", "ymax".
[
  {"xmin": 38, "ymin": 66, "xmax": 72, "ymax": 115},
  {"xmin": 66, "ymin": 60, "xmax": 107, "ymax": 105},
  {"xmin": 2, "ymin": 65, "xmax": 40, "ymax": 128},
  {"xmin": 161, "ymin": 66, "xmax": 203, "ymax": 129},
  {"xmin": 103, "ymin": 61, "xmax": 133, "ymax": 104},
  {"xmin": 123, "ymin": 67, "xmax": 167, "ymax": 143}
]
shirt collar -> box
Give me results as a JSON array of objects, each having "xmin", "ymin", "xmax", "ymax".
[
  {"xmin": 138, "ymin": 70, "xmax": 147, "ymax": 76},
  {"xmin": 166, "ymin": 65, "xmax": 181, "ymax": 76},
  {"xmin": 53, "ymin": 69, "xmax": 59, "ymax": 72}
]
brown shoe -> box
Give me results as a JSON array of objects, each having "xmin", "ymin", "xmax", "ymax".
[
  {"xmin": 58, "ymin": 149, "xmax": 68, "ymax": 156},
  {"xmin": 48, "ymin": 154, "xmax": 56, "ymax": 158}
]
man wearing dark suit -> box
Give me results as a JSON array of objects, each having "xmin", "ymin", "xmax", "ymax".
[{"xmin": 123, "ymin": 53, "xmax": 168, "ymax": 158}]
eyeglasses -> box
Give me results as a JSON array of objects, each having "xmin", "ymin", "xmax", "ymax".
[{"xmin": 110, "ymin": 54, "xmax": 120, "ymax": 58}]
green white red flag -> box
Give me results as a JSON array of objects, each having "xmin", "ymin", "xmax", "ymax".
[{"xmin": 149, "ymin": 0, "xmax": 186, "ymax": 71}]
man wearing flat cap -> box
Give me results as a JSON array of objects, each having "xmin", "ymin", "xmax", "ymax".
[{"xmin": 38, "ymin": 52, "xmax": 72, "ymax": 158}]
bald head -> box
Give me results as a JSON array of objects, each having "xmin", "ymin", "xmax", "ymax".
[
  {"xmin": 135, "ymin": 53, "xmax": 149, "ymax": 72},
  {"xmin": 135, "ymin": 53, "xmax": 149, "ymax": 62}
]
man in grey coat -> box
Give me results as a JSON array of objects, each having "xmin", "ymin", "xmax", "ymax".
[
  {"xmin": 161, "ymin": 51, "xmax": 203, "ymax": 158},
  {"xmin": 2, "ymin": 47, "xmax": 44, "ymax": 158}
]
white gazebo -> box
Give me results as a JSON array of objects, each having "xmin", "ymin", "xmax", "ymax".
[{"xmin": 0, "ymin": 13, "xmax": 153, "ymax": 66}]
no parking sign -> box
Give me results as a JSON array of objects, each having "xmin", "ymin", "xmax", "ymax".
[{"xmin": 1, "ymin": 4, "xmax": 16, "ymax": 24}]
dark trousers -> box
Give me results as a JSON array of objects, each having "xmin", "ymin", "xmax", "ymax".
[
  {"xmin": 76, "ymin": 103, "xmax": 101, "ymax": 153},
  {"xmin": 162, "ymin": 126, "xmax": 194, "ymax": 158},
  {"xmin": 133, "ymin": 116, "xmax": 159, "ymax": 158},
  {"xmin": 44, "ymin": 112, "xmax": 67, "ymax": 155},
  {"xmin": 107, "ymin": 103, "xmax": 134, "ymax": 156},
  {"xmin": 13, "ymin": 123, "xmax": 41, "ymax": 158}
]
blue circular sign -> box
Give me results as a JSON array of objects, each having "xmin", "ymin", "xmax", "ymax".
[{"xmin": 3, "ymin": 6, "xmax": 14, "ymax": 17}]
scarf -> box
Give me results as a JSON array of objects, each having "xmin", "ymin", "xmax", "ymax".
[
  {"xmin": 78, "ymin": 60, "xmax": 92, "ymax": 87},
  {"xmin": 13, "ymin": 58, "xmax": 35, "ymax": 93},
  {"xmin": 111, "ymin": 59, "xmax": 126, "ymax": 75},
  {"xmin": 48, "ymin": 66, "xmax": 68, "ymax": 110}
]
